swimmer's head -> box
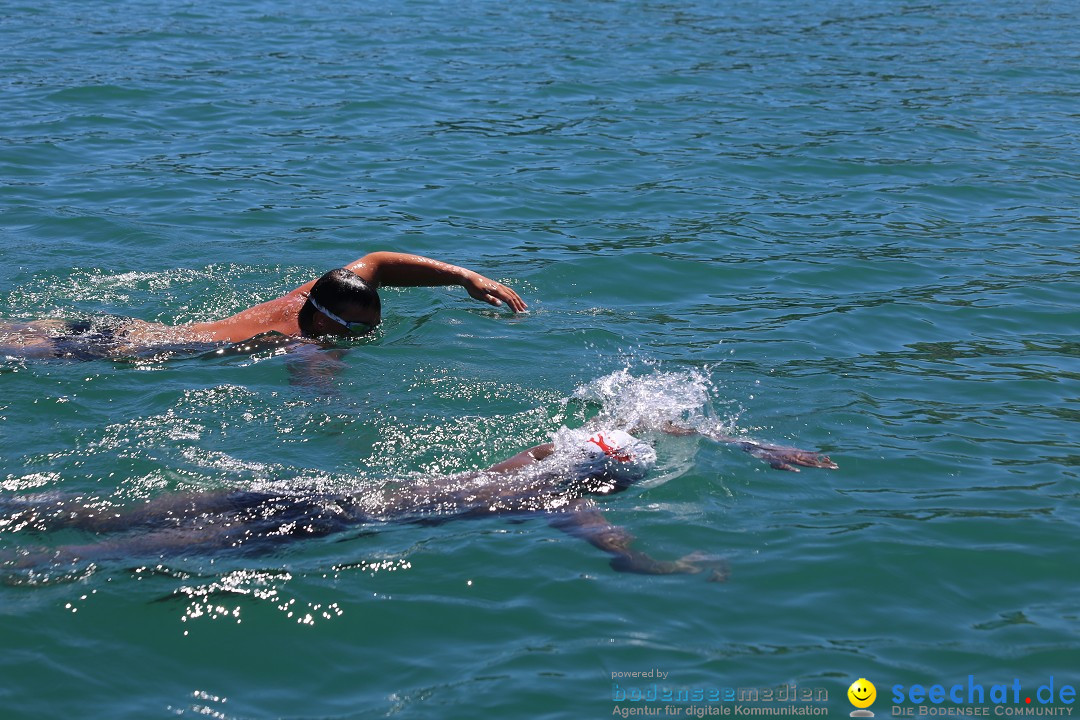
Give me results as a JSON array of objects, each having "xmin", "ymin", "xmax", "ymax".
[
  {"xmin": 561, "ymin": 429, "xmax": 657, "ymax": 489},
  {"xmin": 299, "ymin": 268, "xmax": 381, "ymax": 338}
]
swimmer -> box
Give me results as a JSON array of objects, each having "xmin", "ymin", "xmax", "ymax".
[
  {"xmin": 0, "ymin": 252, "xmax": 526, "ymax": 360},
  {"xmin": 0, "ymin": 425, "xmax": 835, "ymax": 576}
]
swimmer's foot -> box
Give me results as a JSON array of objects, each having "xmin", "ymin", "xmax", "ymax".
[
  {"xmin": 0, "ymin": 492, "xmax": 57, "ymax": 529},
  {"xmin": 0, "ymin": 545, "xmax": 63, "ymax": 572},
  {"xmin": 0, "ymin": 490, "xmax": 76, "ymax": 511}
]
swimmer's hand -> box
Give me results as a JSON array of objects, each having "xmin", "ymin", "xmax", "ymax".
[
  {"xmin": 463, "ymin": 271, "xmax": 528, "ymax": 313},
  {"xmin": 551, "ymin": 500, "xmax": 726, "ymax": 580},
  {"xmin": 612, "ymin": 550, "xmax": 728, "ymax": 581},
  {"xmin": 737, "ymin": 441, "xmax": 838, "ymax": 472},
  {"xmin": 662, "ymin": 423, "xmax": 837, "ymax": 472}
]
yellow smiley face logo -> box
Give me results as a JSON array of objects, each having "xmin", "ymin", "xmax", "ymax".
[{"xmin": 848, "ymin": 678, "xmax": 876, "ymax": 709}]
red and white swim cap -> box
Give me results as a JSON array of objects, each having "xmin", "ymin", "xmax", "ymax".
[{"xmin": 558, "ymin": 428, "xmax": 656, "ymax": 482}]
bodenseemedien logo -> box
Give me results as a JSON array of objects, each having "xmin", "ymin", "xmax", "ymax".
[{"xmin": 848, "ymin": 678, "xmax": 876, "ymax": 717}]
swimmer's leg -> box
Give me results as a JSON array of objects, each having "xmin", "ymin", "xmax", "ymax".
[
  {"xmin": 0, "ymin": 320, "xmax": 63, "ymax": 358},
  {"xmin": 549, "ymin": 499, "xmax": 727, "ymax": 580},
  {"xmin": 14, "ymin": 494, "xmax": 347, "ymax": 567},
  {"xmin": 0, "ymin": 490, "xmax": 261, "ymax": 533},
  {"xmin": 9, "ymin": 521, "xmax": 252, "ymax": 569},
  {"xmin": 0, "ymin": 491, "xmax": 99, "ymax": 531}
]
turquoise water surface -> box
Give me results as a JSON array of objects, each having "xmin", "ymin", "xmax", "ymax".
[{"xmin": 2, "ymin": 0, "xmax": 1078, "ymax": 718}]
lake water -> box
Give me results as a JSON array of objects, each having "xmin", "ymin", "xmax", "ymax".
[{"xmin": 1, "ymin": 0, "xmax": 1078, "ymax": 718}]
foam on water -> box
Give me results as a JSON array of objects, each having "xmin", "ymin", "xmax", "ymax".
[
  {"xmin": 567, "ymin": 366, "xmax": 741, "ymax": 489},
  {"xmin": 571, "ymin": 366, "xmax": 725, "ymax": 433}
]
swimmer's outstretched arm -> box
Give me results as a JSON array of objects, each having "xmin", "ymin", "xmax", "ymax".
[
  {"xmin": 661, "ymin": 423, "xmax": 838, "ymax": 472},
  {"xmin": 549, "ymin": 499, "xmax": 726, "ymax": 579},
  {"xmin": 347, "ymin": 252, "xmax": 527, "ymax": 312}
]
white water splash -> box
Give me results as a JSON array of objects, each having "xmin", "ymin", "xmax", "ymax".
[
  {"xmin": 571, "ymin": 366, "xmax": 737, "ymax": 436},
  {"xmin": 556, "ymin": 367, "xmax": 742, "ymax": 490}
]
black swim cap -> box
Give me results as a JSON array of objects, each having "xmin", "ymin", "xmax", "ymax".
[{"xmin": 298, "ymin": 268, "xmax": 381, "ymax": 336}]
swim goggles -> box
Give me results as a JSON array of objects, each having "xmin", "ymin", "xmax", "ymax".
[{"xmin": 308, "ymin": 296, "xmax": 375, "ymax": 334}]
